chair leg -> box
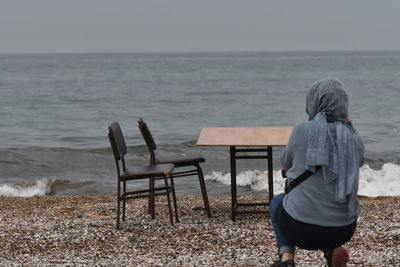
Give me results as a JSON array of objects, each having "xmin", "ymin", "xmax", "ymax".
[
  {"xmin": 196, "ymin": 164, "xmax": 212, "ymax": 218},
  {"xmin": 148, "ymin": 178, "xmax": 155, "ymax": 215},
  {"xmin": 148, "ymin": 178, "xmax": 156, "ymax": 219},
  {"xmin": 116, "ymin": 180, "xmax": 121, "ymax": 229},
  {"xmin": 164, "ymin": 176, "xmax": 174, "ymax": 225},
  {"xmin": 122, "ymin": 180, "xmax": 126, "ymax": 221},
  {"xmin": 169, "ymin": 175, "xmax": 179, "ymax": 223}
]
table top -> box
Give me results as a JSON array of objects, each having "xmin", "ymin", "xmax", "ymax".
[{"xmin": 196, "ymin": 126, "xmax": 293, "ymax": 147}]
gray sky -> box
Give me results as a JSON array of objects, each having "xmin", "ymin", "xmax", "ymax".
[{"xmin": 1, "ymin": 0, "xmax": 400, "ymax": 53}]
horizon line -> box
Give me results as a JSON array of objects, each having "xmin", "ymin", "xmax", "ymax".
[{"xmin": 1, "ymin": 49, "xmax": 400, "ymax": 55}]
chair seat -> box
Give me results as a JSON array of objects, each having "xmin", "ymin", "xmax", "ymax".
[
  {"xmin": 120, "ymin": 163, "xmax": 174, "ymax": 180},
  {"xmin": 156, "ymin": 154, "xmax": 205, "ymax": 167},
  {"xmin": 137, "ymin": 118, "xmax": 210, "ymax": 218}
]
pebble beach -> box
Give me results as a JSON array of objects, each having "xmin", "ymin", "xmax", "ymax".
[{"xmin": 0, "ymin": 194, "xmax": 399, "ymax": 266}]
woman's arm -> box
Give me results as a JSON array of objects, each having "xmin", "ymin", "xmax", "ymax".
[{"xmin": 281, "ymin": 123, "xmax": 304, "ymax": 172}]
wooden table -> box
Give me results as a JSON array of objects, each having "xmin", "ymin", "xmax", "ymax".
[{"xmin": 196, "ymin": 127, "xmax": 292, "ymax": 221}]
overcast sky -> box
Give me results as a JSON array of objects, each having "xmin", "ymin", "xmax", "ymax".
[{"xmin": 1, "ymin": 0, "xmax": 400, "ymax": 53}]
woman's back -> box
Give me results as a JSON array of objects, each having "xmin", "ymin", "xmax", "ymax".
[{"xmin": 282, "ymin": 121, "xmax": 364, "ymax": 227}]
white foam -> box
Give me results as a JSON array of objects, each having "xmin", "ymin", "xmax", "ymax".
[
  {"xmin": 358, "ymin": 163, "xmax": 400, "ymax": 197},
  {"xmin": 2, "ymin": 164, "xmax": 399, "ymax": 197},
  {"xmin": 0, "ymin": 178, "xmax": 51, "ymax": 197},
  {"xmin": 205, "ymin": 163, "xmax": 400, "ymax": 197},
  {"xmin": 205, "ymin": 170, "xmax": 286, "ymax": 194}
]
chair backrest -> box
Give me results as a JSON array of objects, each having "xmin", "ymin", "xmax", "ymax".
[
  {"xmin": 108, "ymin": 122, "xmax": 128, "ymax": 172},
  {"xmin": 137, "ymin": 118, "xmax": 157, "ymax": 165}
]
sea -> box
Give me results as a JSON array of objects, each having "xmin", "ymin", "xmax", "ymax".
[{"xmin": 1, "ymin": 51, "xmax": 399, "ymax": 197}]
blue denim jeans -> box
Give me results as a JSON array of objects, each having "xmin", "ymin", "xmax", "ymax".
[{"xmin": 269, "ymin": 193, "xmax": 295, "ymax": 255}]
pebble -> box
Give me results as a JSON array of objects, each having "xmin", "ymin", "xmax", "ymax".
[{"xmin": 0, "ymin": 194, "xmax": 399, "ymax": 266}]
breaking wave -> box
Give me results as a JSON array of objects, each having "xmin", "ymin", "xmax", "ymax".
[
  {"xmin": 0, "ymin": 178, "xmax": 52, "ymax": 197},
  {"xmin": 2, "ymin": 163, "xmax": 399, "ymax": 197},
  {"xmin": 205, "ymin": 163, "xmax": 400, "ymax": 197}
]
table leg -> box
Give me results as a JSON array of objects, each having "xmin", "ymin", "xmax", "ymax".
[
  {"xmin": 230, "ymin": 146, "xmax": 237, "ymax": 222},
  {"xmin": 267, "ymin": 146, "xmax": 274, "ymax": 202}
]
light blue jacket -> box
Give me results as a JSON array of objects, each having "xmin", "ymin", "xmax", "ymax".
[{"xmin": 282, "ymin": 121, "xmax": 364, "ymax": 227}]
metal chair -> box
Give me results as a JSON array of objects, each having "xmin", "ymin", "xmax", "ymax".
[
  {"xmin": 137, "ymin": 118, "xmax": 211, "ymax": 218},
  {"xmin": 108, "ymin": 121, "xmax": 179, "ymax": 229}
]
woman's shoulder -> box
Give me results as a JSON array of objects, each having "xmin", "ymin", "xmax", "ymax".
[
  {"xmin": 292, "ymin": 121, "xmax": 311, "ymax": 134},
  {"xmin": 287, "ymin": 121, "xmax": 311, "ymax": 144}
]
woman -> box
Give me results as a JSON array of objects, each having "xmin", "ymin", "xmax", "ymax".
[{"xmin": 269, "ymin": 78, "xmax": 364, "ymax": 267}]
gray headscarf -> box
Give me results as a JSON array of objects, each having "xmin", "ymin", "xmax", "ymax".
[{"xmin": 305, "ymin": 78, "xmax": 361, "ymax": 205}]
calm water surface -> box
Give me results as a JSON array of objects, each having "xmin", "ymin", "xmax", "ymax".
[{"xmin": 1, "ymin": 51, "xmax": 399, "ymax": 196}]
